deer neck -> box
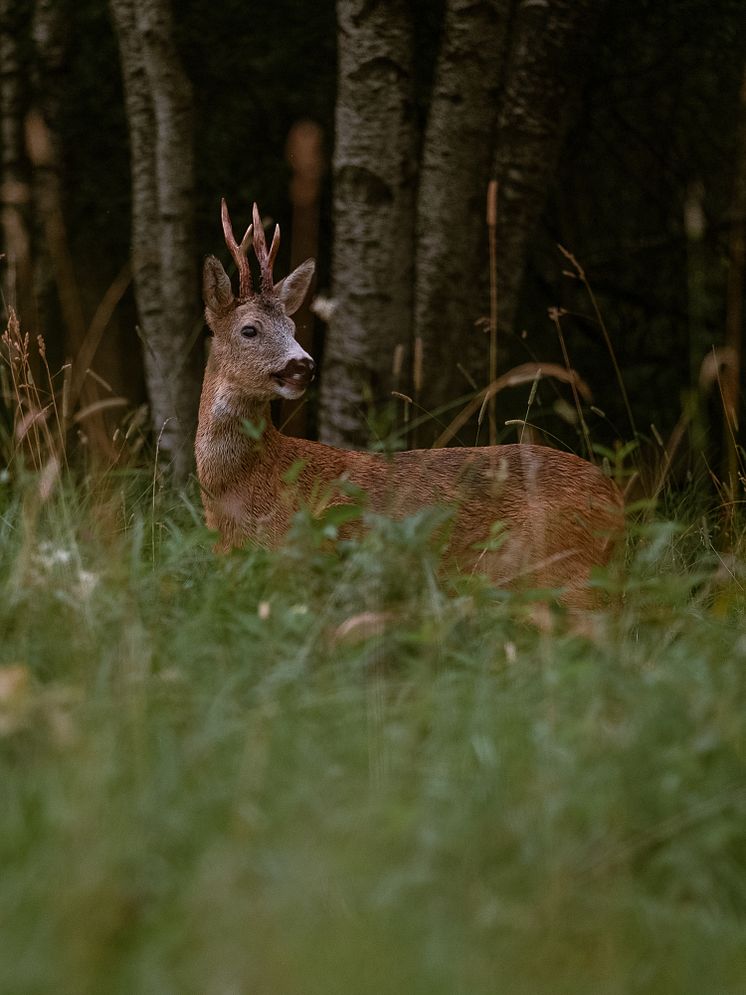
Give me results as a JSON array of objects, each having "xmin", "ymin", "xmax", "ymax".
[{"xmin": 196, "ymin": 351, "xmax": 282, "ymax": 491}]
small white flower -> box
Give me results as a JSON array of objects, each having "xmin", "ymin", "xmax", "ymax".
[
  {"xmin": 38, "ymin": 542, "xmax": 72, "ymax": 567},
  {"xmin": 75, "ymin": 569, "xmax": 98, "ymax": 600}
]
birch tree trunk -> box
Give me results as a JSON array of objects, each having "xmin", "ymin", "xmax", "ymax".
[
  {"xmin": 414, "ymin": 0, "xmax": 513, "ymax": 439},
  {"xmin": 110, "ymin": 0, "xmax": 200, "ymax": 481},
  {"xmin": 491, "ymin": 0, "xmax": 607, "ymax": 344},
  {"xmin": 318, "ymin": 0, "xmax": 417, "ymax": 448}
]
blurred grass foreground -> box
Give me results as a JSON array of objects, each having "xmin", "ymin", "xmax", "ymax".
[
  {"xmin": 1, "ymin": 454, "xmax": 745, "ymax": 994},
  {"xmin": 0, "ymin": 304, "xmax": 745, "ymax": 995}
]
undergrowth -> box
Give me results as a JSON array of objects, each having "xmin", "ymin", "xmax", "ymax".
[{"xmin": 0, "ymin": 470, "xmax": 745, "ymax": 995}]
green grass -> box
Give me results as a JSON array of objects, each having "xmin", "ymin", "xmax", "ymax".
[{"xmin": 1, "ymin": 472, "xmax": 745, "ymax": 994}]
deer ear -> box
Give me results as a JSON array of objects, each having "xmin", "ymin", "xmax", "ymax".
[
  {"xmin": 203, "ymin": 255, "xmax": 234, "ymax": 314},
  {"xmin": 276, "ymin": 258, "xmax": 315, "ymax": 316}
]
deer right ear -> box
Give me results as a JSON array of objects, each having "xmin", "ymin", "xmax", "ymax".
[
  {"xmin": 276, "ymin": 258, "xmax": 316, "ymax": 316},
  {"xmin": 203, "ymin": 255, "xmax": 234, "ymax": 314}
]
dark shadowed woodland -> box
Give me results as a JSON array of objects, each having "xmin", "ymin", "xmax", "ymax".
[{"xmin": 1, "ymin": 0, "xmax": 745, "ymax": 494}]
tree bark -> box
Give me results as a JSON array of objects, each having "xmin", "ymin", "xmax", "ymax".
[
  {"xmin": 319, "ymin": 0, "xmax": 417, "ymax": 449},
  {"xmin": 0, "ymin": 0, "xmax": 33, "ymax": 327},
  {"xmin": 110, "ymin": 0, "xmax": 200, "ymax": 481},
  {"xmin": 27, "ymin": 0, "xmax": 118, "ymax": 455},
  {"xmin": 491, "ymin": 0, "xmax": 607, "ymax": 344},
  {"xmin": 30, "ymin": 0, "xmax": 65, "ymax": 163},
  {"xmin": 414, "ymin": 0, "xmax": 513, "ymax": 441},
  {"xmin": 29, "ymin": 0, "xmax": 66, "ymax": 338}
]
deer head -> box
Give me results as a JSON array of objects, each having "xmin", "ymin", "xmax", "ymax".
[{"xmin": 202, "ymin": 200, "xmax": 316, "ymax": 402}]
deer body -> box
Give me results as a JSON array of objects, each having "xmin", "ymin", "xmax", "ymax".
[{"xmin": 196, "ymin": 201, "xmax": 624, "ymax": 606}]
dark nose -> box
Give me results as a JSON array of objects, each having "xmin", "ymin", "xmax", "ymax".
[{"xmin": 278, "ymin": 357, "xmax": 316, "ymax": 385}]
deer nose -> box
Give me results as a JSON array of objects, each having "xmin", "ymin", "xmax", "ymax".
[{"xmin": 276, "ymin": 357, "xmax": 316, "ymax": 385}]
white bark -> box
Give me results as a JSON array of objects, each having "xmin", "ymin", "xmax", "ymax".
[
  {"xmin": 319, "ymin": 0, "xmax": 417, "ymax": 448},
  {"xmin": 110, "ymin": 0, "xmax": 200, "ymax": 481}
]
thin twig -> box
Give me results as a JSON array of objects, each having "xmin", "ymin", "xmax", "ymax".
[
  {"xmin": 487, "ymin": 180, "xmax": 498, "ymax": 446},
  {"xmin": 434, "ymin": 361, "xmax": 592, "ymax": 450},
  {"xmin": 558, "ymin": 244, "xmax": 637, "ymax": 440},
  {"xmin": 549, "ymin": 307, "xmax": 593, "ymax": 462}
]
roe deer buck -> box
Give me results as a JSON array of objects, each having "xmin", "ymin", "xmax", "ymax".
[{"xmin": 196, "ymin": 200, "xmax": 624, "ymax": 608}]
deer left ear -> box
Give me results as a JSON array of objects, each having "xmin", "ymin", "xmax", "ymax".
[
  {"xmin": 276, "ymin": 258, "xmax": 315, "ymax": 315},
  {"xmin": 203, "ymin": 255, "xmax": 234, "ymax": 314}
]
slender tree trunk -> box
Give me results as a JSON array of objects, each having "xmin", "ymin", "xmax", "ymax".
[
  {"xmin": 414, "ymin": 0, "xmax": 513, "ymax": 440},
  {"xmin": 110, "ymin": 0, "xmax": 200, "ymax": 481},
  {"xmin": 0, "ymin": 0, "xmax": 33, "ymax": 327},
  {"xmin": 722, "ymin": 67, "xmax": 746, "ymax": 496},
  {"xmin": 491, "ymin": 0, "xmax": 607, "ymax": 345},
  {"xmin": 319, "ymin": 0, "xmax": 417, "ymax": 449},
  {"xmin": 29, "ymin": 0, "xmax": 65, "ymax": 336},
  {"xmin": 282, "ymin": 118, "xmax": 323, "ymax": 438}
]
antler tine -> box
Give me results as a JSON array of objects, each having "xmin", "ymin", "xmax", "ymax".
[
  {"xmin": 251, "ymin": 202, "xmax": 266, "ymax": 255},
  {"xmin": 252, "ymin": 202, "xmax": 280, "ymax": 293},
  {"xmin": 221, "ymin": 198, "xmax": 253, "ymax": 299},
  {"xmin": 268, "ymin": 223, "xmax": 280, "ymax": 270},
  {"xmin": 240, "ymin": 224, "xmax": 253, "ymax": 255}
]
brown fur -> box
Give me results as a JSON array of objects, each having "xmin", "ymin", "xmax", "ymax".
[{"xmin": 196, "ymin": 202, "xmax": 624, "ymax": 609}]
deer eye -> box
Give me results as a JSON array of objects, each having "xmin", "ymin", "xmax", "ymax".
[{"xmin": 241, "ymin": 324, "xmax": 258, "ymax": 339}]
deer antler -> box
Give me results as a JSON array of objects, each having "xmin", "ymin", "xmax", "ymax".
[
  {"xmin": 252, "ymin": 202, "xmax": 280, "ymax": 294},
  {"xmin": 221, "ymin": 198, "xmax": 253, "ymax": 299}
]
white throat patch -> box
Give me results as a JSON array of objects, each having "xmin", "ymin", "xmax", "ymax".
[{"xmin": 211, "ymin": 386, "xmax": 240, "ymax": 421}]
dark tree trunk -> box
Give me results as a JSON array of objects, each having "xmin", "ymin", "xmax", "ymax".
[
  {"xmin": 0, "ymin": 0, "xmax": 33, "ymax": 327},
  {"xmin": 319, "ymin": 0, "xmax": 417, "ymax": 449},
  {"xmin": 110, "ymin": 0, "xmax": 200, "ymax": 481},
  {"xmin": 491, "ymin": 0, "xmax": 607, "ymax": 344},
  {"xmin": 28, "ymin": 0, "xmax": 115, "ymax": 454},
  {"xmin": 323, "ymin": 0, "xmax": 604, "ymax": 450},
  {"xmin": 29, "ymin": 0, "xmax": 67, "ymax": 341},
  {"xmin": 722, "ymin": 67, "xmax": 746, "ymax": 494},
  {"xmin": 414, "ymin": 0, "xmax": 513, "ymax": 441}
]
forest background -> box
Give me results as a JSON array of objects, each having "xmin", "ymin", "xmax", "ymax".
[{"xmin": 1, "ymin": 0, "xmax": 745, "ymax": 487}]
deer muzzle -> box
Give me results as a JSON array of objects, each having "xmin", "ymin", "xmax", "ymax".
[{"xmin": 272, "ymin": 356, "xmax": 316, "ymax": 390}]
